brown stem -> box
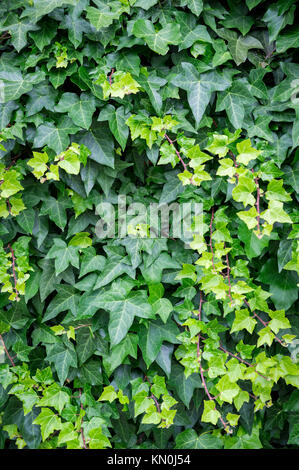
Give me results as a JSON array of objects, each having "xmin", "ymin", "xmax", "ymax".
[
  {"xmin": 198, "ymin": 291, "xmax": 203, "ymax": 321},
  {"xmin": 229, "ymin": 150, "xmax": 239, "ymax": 168},
  {"xmin": 144, "ymin": 375, "xmax": 161, "ymax": 414},
  {"xmin": 265, "ymin": 46, "xmax": 276, "ymax": 60},
  {"xmin": 0, "ymin": 32, "xmax": 10, "ymax": 42},
  {"xmin": 197, "ymin": 340, "xmax": 215, "ymax": 400},
  {"xmin": 137, "ymin": 432, "xmax": 146, "ymax": 444},
  {"xmin": 6, "ymin": 199, "xmax": 12, "ymax": 216},
  {"xmin": 218, "ymin": 343, "xmax": 270, "ymax": 381},
  {"xmin": 196, "ymin": 301, "xmax": 228, "ymax": 431},
  {"xmin": 0, "ymin": 334, "xmax": 15, "ymax": 366},
  {"xmin": 243, "ymin": 299, "xmax": 284, "ymax": 346},
  {"xmin": 209, "ymin": 207, "xmax": 216, "ymax": 270},
  {"xmin": 164, "ymin": 133, "xmax": 189, "ymax": 171},
  {"xmin": 108, "ymin": 68, "xmax": 115, "ymax": 86},
  {"xmin": 196, "ymin": 337, "xmax": 228, "ymax": 429},
  {"xmin": 164, "ymin": 133, "xmax": 197, "ymax": 185},
  {"xmin": 229, "ymin": 151, "xmax": 239, "ymax": 181},
  {"xmin": 73, "ymin": 324, "xmax": 91, "ymax": 331},
  {"xmin": 150, "ymin": 394, "xmax": 161, "ymax": 413},
  {"xmin": 5, "ymin": 154, "xmax": 22, "ymax": 171},
  {"xmin": 7, "ymin": 243, "xmax": 19, "ymax": 301},
  {"xmin": 224, "ymin": 243, "xmax": 233, "ymax": 302},
  {"xmin": 251, "ymin": 169, "xmax": 261, "ymax": 238},
  {"xmin": 79, "ymin": 389, "xmax": 87, "ymax": 449}
]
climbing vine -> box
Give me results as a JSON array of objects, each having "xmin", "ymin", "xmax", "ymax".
[{"xmin": 0, "ymin": 0, "xmax": 298, "ymax": 450}]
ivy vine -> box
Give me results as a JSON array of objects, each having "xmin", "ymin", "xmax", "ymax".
[{"xmin": 0, "ymin": 0, "xmax": 298, "ymax": 450}]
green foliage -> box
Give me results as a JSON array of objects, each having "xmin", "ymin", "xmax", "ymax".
[{"xmin": 0, "ymin": 0, "xmax": 298, "ymax": 450}]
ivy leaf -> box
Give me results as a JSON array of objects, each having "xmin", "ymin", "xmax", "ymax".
[
  {"xmin": 261, "ymin": 200, "xmax": 292, "ymax": 225},
  {"xmin": 172, "ymin": 62, "xmax": 231, "ymax": 125},
  {"xmin": 201, "ymin": 400, "xmax": 221, "ymax": 425},
  {"xmin": 246, "ymin": 116, "xmax": 274, "ymax": 142},
  {"xmin": 26, "ymin": 83, "xmax": 57, "ymax": 117},
  {"xmin": 99, "ymin": 105, "xmax": 129, "ymax": 151},
  {"xmin": 212, "ymin": 39, "xmax": 232, "ymax": 67},
  {"xmin": 33, "ymin": 117, "xmax": 80, "ymax": 154},
  {"xmin": 169, "ymin": 363, "xmax": 202, "ymax": 407},
  {"xmin": 86, "ymin": 3, "xmax": 119, "ymax": 30},
  {"xmin": 93, "ymin": 257, "xmax": 135, "ymax": 290},
  {"xmin": 278, "ymin": 240, "xmax": 294, "ymax": 274},
  {"xmin": 104, "ymin": 290, "xmax": 153, "ymax": 346},
  {"xmin": 27, "ymin": 151, "xmax": 48, "ymax": 179},
  {"xmin": 218, "ymin": 29, "xmax": 264, "ymax": 65},
  {"xmin": 248, "ymin": 69, "xmax": 268, "ymax": 100},
  {"xmin": 43, "ymin": 285, "xmax": 79, "ymax": 321},
  {"xmin": 98, "ymin": 71, "xmax": 141, "ymax": 99},
  {"xmin": 46, "ymin": 239, "xmax": 79, "ymax": 275},
  {"xmin": 216, "ymin": 375, "xmax": 241, "ymax": 403},
  {"xmin": 79, "ymin": 122, "xmax": 115, "ymax": 168},
  {"xmin": 175, "ymin": 11, "xmax": 211, "ymax": 51},
  {"xmin": 21, "ymin": 0, "xmax": 76, "ymax": 22},
  {"xmin": 88, "ymin": 426, "xmax": 111, "ymax": 449},
  {"xmin": 216, "ymin": 82, "xmax": 254, "ymax": 129},
  {"xmin": 268, "ymin": 309, "xmax": 291, "ymax": 334},
  {"xmin": 257, "ymin": 259, "xmax": 298, "ymax": 310},
  {"xmin": 39, "ymin": 383, "xmax": 70, "ymax": 414},
  {"xmin": 276, "ymin": 25, "xmax": 299, "ymax": 53},
  {"xmin": 0, "ymin": 71, "xmax": 45, "ymax": 103},
  {"xmin": 238, "ymin": 221, "xmax": 271, "ymax": 259},
  {"xmin": 57, "ymin": 422, "xmax": 79, "ymax": 446},
  {"xmin": 102, "ymin": 334, "xmax": 138, "ymax": 376},
  {"xmin": 78, "ymin": 359, "xmax": 103, "ymax": 386},
  {"xmin": 138, "ymin": 319, "xmax": 181, "ymax": 367},
  {"xmin": 29, "ymin": 17, "xmax": 57, "ymax": 51},
  {"xmin": 237, "ymin": 206, "xmax": 258, "ymax": 230},
  {"xmin": 175, "ymin": 429, "xmax": 223, "ymax": 449},
  {"xmin": 60, "ymin": 3, "xmax": 89, "ymax": 47},
  {"xmin": 38, "ymin": 259, "xmax": 62, "ymax": 302},
  {"xmin": 75, "ymin": 327, "xmax": 99, "ymax": 366},
  {"xmin": 68, "ymin": 232, "xmax": 92, "ymax": 248},
  {"xmin": 132, "ymin": 20, "xmax": 181, "ymax": 56},
  {"xmin": 185, "ymin": 0, "xmax": 203, "ymax": 16},
  {"xmin": 55, "ymin": 93, "xmax": 96, "ymax": 130},
  {"xmin": 45, "ymin": 341, "xmax": 77, "ymax": 384},
  {"xmin": 221, "ymin": 8, "xmax": 254, "ymax": 36},
  {"xmin": 40, "ymin": 197, "xmax": 72, "ymax": 230},
  {"xmin": 257, "ymin": 327, "xmax": 275, "ymax": 347},
  {"xmin": 232, "ymin": 175, "xmax": 256, "ymax": 206},
  {"xmin": 265, "ymin": 180, "xmax": 292, "ymax": 202},
  {"xmin": 236, "ymin": 139, "xmax": 261, "ymax": 165},
  {"xmin": 0, "ymin": 101, "xmax": 18, "ymax": 128},
  {"xmin": 137, "ymin": 72, "xmax": 167, "ymax": 114},
  {"xmin": 0, "ymin": 13, "xmax": 39, "ymax": 52},
  {"xmin": 288, "ymin": 415, "xmax": 299, "ymax": 446},
  {"xmin": 98, "ymin": 385, "xmax": 117, "ymax": 403},
  {"xmin": 231, "ymin": 309, "xmax": 257, "ymax": 334},
  {"xmin": 134, "ymin": 0, "xmax": 159, "ymax": 10},
  {"xmin": 0, "ymin": 170, "xmax": 23, "ymax": 198},
  {"xmin": 16, "ymin": 209, "xmax": 35, "ymax": 234},
  {"xmin": 79, "ymin": 248, "xmax": 106, "ymax": 278},
  {"xmin": 33, "ymin": 408, "xmax": 62, "ymax": 441}
]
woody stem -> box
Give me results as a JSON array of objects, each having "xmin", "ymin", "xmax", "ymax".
[
  {"xmin": 7, "ymin": 243, "xmax": 19, "ymax": 300},
  {"xmin": 0, "ymin": 334, "xmax": 15, "ymax": 367},
  {"xmin": 79, "ymin": 389, "xmax": 87, "ymax": 449},
  {"xmin": 164, "ymin": 133, "xmax": 189, "ymax": 171}
]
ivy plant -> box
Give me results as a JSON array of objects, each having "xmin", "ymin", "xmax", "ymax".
[{"xmin": 0, "ymin": 0, "xmax": 299, "ymax": 450}]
